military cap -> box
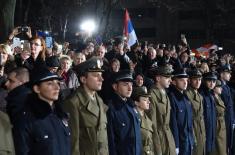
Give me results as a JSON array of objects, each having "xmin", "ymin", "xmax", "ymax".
[
  {"xmin": 188, "ymin": 69, "xmax": 202, "ymax": 78},
  {"xmin": 203, "ymin": 71, "xmax": 217, "ymax": 80},
  {"xmin": 112, "ymin": 70, "xmax": 133, "ymax": 83},
  {"xmin": 132, "ymin": 86, "xmax": 150, "ymax": 101},
  {"xmin": 76, "ymin": 57, "xmax": 104, "ymax": 76},
  {"xmin": 30, "ymin": 67, "xmax": 61, "ymax": 86},
  {"xmin": 217, "ymin": 66, "xmax": 232, "ymax": 73},
  {"xmin": 113, "ymin": 36, "xmax": 124, "ymax": 46},
  {"xmin": 151, "ymin": 65, "xmax": 173, "ymax": 77},
  {"xmin": 172, "ymin": 68, "xmax": 189, "ymax": 78},
  {"xmin": 215, "ymin": 80, "xmax": 222, "ymax": 87}
]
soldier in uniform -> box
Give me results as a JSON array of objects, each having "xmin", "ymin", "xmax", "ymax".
[
  {"xmin": 14, "ymin": 67, "xmax": 71, "ymax": 155},
  {"xmin": 0, "ymin": 111, "xmax": 15, "ymax": 155},
  {"xmin": 132, "ymin": 86, "xmax": 161, "ymax": 155},
  {"xmin": 169, "ymin": 68, "xmax": 194, "ymax": 155},
  {"xmin": 148, "ymin": 65, "xmax": 176, "ymax": 155},
  {"xmin": 63, "ymin": 57, "xmax": 109, "ymax": 155},
  {"xmin": 199, "ymin": 72, "xmax": 217, "ymax": 155},
  {"xmin": 213, "ymin": 80, "xmax": 227, "ymax": 155},
  {"xmin": 218, "ymin": 66, "xmax": 235, "ymax": 155},
  {"xmin": 107, "ymin": 70, "xmax": 142, "ymax": 155},
  {"xmin": 185, "ymin": 69, "xmax": 206, "ymax": 155}
]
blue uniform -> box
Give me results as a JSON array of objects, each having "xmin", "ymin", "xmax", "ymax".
[
  {"xmin": 221, "ymin": 81, "xmax": 235, "ymax": 154},
  {"xmin": 169, "ymin": 86, "xmax": 194, "ymax": 155},
  {"xmin": 14, "ymin": 94, "xmax": 71, "ymax": 155},
  {"xmin": 107, "ymin": 93, "xmax": 142, "ymax": 155},
  {"xmin": 199, "ymin": 86, "xmax": 217, "ymax": 154}
]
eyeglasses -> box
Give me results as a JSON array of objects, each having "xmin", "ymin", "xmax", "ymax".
[{"xmin": 31, "ymin": 42, "xmax": 42, "ymax": 46}]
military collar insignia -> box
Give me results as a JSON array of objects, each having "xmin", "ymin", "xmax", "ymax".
[{"xmin": 62, "ymin": 118, "xmax": 69, "ymax": 127}]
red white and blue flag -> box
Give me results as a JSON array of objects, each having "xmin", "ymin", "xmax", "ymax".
[{"xmin": 123, "ymin": 9, "xmax": 138, "ymax": 47}]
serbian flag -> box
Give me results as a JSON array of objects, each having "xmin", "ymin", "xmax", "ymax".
[
  {"xmin": 123, "ymin": 9, "xmax": 138, "ymax": 47},
  {"xmin": 191, "ymin": 44, "xmax": 218, "ymax": 58}
]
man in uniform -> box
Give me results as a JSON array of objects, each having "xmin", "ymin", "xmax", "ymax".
[
  {"xmin": 199, "ymin": 72, "xmax": 217, "ymax": 155},
  {"xmin": 218, "ymin": 66, "xmax": 235, "ymax": 155},
  {"xmin": 148, "ymin": 65, "xmax": 176, "ymax": 155},
  {"xmin": 107, "ymin": 70, "xmax": 142, "ymax": 155},
  {"xmin": 169, "ymin": 68, "xmax": 194, "ymax": 155},
  {"xmin": 63, "ymin": 57, "xmax": 109, "ymax": 155},
  {"xmin": 185, "ymin": 69, "xmax": 206, "ymax": 155}
]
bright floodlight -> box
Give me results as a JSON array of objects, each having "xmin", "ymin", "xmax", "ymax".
[{"xmin": 80, "ymin": 20, "xmax": 96, "ymax": 33}]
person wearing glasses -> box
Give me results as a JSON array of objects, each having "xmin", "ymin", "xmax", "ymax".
[{"xmin": 22, "ymin": 36, "xmax": 46, "ymax": 71}]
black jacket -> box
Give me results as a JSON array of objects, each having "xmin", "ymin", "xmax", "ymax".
[
  {"xmin": 6, "ymin": 84, "xmax": 31, "ymax": 124},
  {"xmin": 14, "ymin": 94, "xmax": 71, "ymax": 155}
]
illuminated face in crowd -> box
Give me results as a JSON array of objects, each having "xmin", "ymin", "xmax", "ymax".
[
  {"xmin": 96, "ymin": 46, "xmax": 106, "ymax": 58},
  {"xmin": 135, "ymin": 96, "xmax": 150, "ymax": 111},
  {"xmin": 81, "ymin": 72, "xmax": 104, "ymax": 92},
  {"xmin": 220, "ymin": 71, "xmax": 231, "ymax": 82},
  {"xmin": 173, "ymin": 78, "xmax": 188, "ymax": 91},
  {"xmin": 111, "ymin": 61, "xmax": 120, "ymax": 73},
  {"xmin": 135, "ymin": 75, "xmax": 144, "ymax": 87},
  {"xmin": 113, "ymin": 81, "xmax": 133, "ymax": 98},
  {"xmin": 189, "ymin": 77, "xmax": 202, "ymax": 89},
  {"xmin": 157, "ymin": 76, "xmax": 172, "ymax": 89},
  {"xmin": 5, "ymin": 72, "xmax": 22, "ymax": 91},
  {"xmin": 33, "ymin": 80, "xmax": 60, "ymax": 105},
  {"xmin": 73, "ymin": 53, "xmax": 86, "ymax": 66},
  {"xmin": 31, "ymin": 38, "xmax": 43, "ymax": 60},
  {"xmin": 204, "ymin": 80, "xmax": 216, "ymax": 90},
  {"xmin": 60, "ymin": 59, "xmax": 71, "ymax": 73},
  {"xmin": 213, "ymin": 86, "xmax": 222, "ymax": 95}
]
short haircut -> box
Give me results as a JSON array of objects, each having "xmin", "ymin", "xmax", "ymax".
[
  {"xmin": 59, "ymin": 55, "xmax": 73, "ymax": 66},
  {"xmin": 9, "ymin": 67, "xmax": 29, "ymax": 83}
]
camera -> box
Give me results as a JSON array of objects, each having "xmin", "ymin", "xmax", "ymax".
[{"xmin": 18, "ymin": 26, "xmax": 28, "ymax": 33}]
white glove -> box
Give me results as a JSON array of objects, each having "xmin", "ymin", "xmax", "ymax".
[
  {"xmin": 176, "ymin": 148, "xmax": 179, "ymax": 155},
  {"xmin": 233, "ymin": 124, "xmax": 235, "ymax": 130}
]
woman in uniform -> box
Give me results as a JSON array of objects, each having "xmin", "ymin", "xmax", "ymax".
[
  {"xmin": 213, "ymin": 80, "xmax": 227, "ymax": 155},
  {"xmin": 132, "ymin": 86, "xmax": 161, "ymax": 155}
]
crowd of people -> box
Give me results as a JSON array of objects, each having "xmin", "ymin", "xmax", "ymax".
[{"xmin": 0, "ymin": 25, "xmax": 235, "ymax": 155}]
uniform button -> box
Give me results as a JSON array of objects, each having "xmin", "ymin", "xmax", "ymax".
[
  {"xmin": 122, "ymin": 123, "xmax": 126, "ymax": 126},
  {"xmin": 44, "ymin": 135, "xmax": 49, "ymax": 139},
  {"xmin": 147, "ymin": 151, "xmax": 150, "ymax": 154}
]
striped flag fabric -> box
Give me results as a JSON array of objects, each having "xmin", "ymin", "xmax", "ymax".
[
  {"xmin": 123, "ymin": 9, "xmax": 138, "ymax": 47},
  {"xmin": 191, "ymin": 44, "xmax": 218, "ymax": 58}
]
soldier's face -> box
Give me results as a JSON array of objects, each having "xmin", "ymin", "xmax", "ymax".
[
  {"xmin": 5, "ymin": 72, "xmax": 22, "ymax": 91},
  {"xmin": 33, "ymin": 80, "xmax": 60, "ymax": 105},
  {"xmin": 213, "ymin": 86, "xmax": 222, "ymax": 95},
  {"xmin": 112, "ymin": 81, "xmax": 133, "ymax": 98},
  {"xmin": 205, "ymin": 80, "xmax": 216, "ymax": 90},
  {"xmin": 135, "ymin": 75, "xmax": 144, "ymax": 87},
  {"xmin": 189, "ymin": 77, "xmax": 202, "ymax": 89},
  {"xmin": 159, "ymin": 76, "xmax": 171, "ymax": 88},
  {"xmin": 173, "ymin": 78, "xmax": 188, "ymax": 91},
  {"xmin": 221, "ymin": 72, "xmax": 231, "ymax": 82},
  {"xmin": 136, "ymin": 96, "xmax": 150, "ymax": 110},
  {"xmin": 82, "ymin": 72, "xmax": 103, "ymax": 92}
]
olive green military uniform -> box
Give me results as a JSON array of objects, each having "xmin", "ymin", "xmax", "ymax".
[
  {"xmin": 149, "ymin": 86, "xmax": 176, "ymax": 155},
  {"xmin": 213, "ymin": 95, "xmax": 227, "ymax": 155},
  {"xmin": 0, "ymin": 111, "xmax": 15, "ymax": 155},
  {"xmin": 185, "ymin": 87, "xmax": 206, "ymax": 155},
  {"xmin": 140, "ymin": 113, "xmax": 162, "ymax": 155},
  {"xmin": 63, "ymin": 86, "xmax": 109, "ymax": 155}
]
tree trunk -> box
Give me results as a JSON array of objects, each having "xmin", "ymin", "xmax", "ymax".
[{"xmin": 0, "ymin": 0, "xmax": 16, "ymax": 43}]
